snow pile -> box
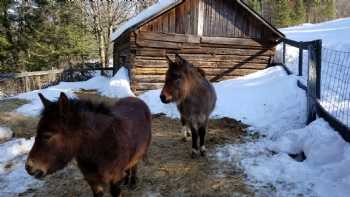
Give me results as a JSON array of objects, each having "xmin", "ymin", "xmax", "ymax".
[
  {"xmin": 141, "ymin": 66, "xmax": 307, "ymax": 133},
  {"xmin": 111, "ymin": 0, "xmax": 179, "ymax": 40},
  {"xmin": 280, "ymin": 17, "xmax": 350, "ymax": 50},
  {"xmin": 216, "ymin": 119, "xmax": 350, "ymax": 197},
  {"xmin": 14, "ymin": 67, "xmax": 133, "ymax": 116},
  {"xmin": 0, "ymin": 138, "xmax": 42, "ymax": 196},
  {"xmin": 99, "ymin": 67, "xmax": 135, "ymax": 98},
  {"xmin": 0, "ymin": 126, "xmax": 13, "ymax": 141}
]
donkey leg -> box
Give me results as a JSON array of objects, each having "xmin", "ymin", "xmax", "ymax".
[
  {"xmin": 129, "ymin": 164, "xmax": 138, "ymax": 190},
  {"xmin": 198, "ymin": 126, "xmax": 207, "ymax": 156},
  {"xmin": 190, "ymin": 127, "xmax": 199, "ymax": 158},
  {"xmin": 87, "ymin": 181, "xmax": 106, "ymax": 197},
  {"xmin": 123, "ymin": 169, "xmax": 130, "ymax": 185},
  {"xmin": 180, "ymin": 117, "xmax": 191, "ymax": 141},
  {"xmin": 110, "ymin": 180, "xmax": 123, "ymax": 197}
]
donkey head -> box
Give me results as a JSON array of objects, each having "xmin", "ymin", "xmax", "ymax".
[
  {"xmin": 25, "ymin": 92, "xmax": 79, "ymax": 179},
  {"xmin": 160, "ymin": 54, "xmax": 189, "ymax": 103}
]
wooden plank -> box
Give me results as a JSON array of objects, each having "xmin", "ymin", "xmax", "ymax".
[
  {"xmin": 134, "ymin": 67, "xmax": 264, "ymax": 76},
  {"xmin": 169, "ymin": 9, "xmax": 176, "ymax": 33},
  {"xmin": 134, "ymin": 62, "xmax": 268, "ymax": 69},
  {"xmin": 201, "ymin": 36, "xmax": 265, "ymax": 47},
  {"xmin": 136, "ymin": 39, "xmax": 183, "ymax": 49},
  {"xmin": 198, "ymin": 0, "xmax": 204, "ymax": 36},
  {"xmin": 137, "ymin": 32, "xmax": 200, "ymax": 43},
  {"xmin": 134, "ymin": 75, "xmax": 165, "ymax": 83}
]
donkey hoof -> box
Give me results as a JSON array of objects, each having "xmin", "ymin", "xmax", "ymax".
[
  {"xmin": 191, "ymin": 149, "xmax": 200, "ymax": 159},
  {"xmin": 200, "ymin": 146, "xmax": 206, "ymax": 156},
  {"xmin": 128, "ymin": 184, "xmax": 137, "ymax": 191}
]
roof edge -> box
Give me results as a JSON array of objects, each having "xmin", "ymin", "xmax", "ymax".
[
  {"xmin": 236, "ymin": 0, "xmax": 285, "ymax": 38},
  {"xmin": 112, "ymin": 0, "xmax": 183, "ymax": 42}
]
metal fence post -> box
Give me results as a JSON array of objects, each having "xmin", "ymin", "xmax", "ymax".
[
  {"xmin": 298, "ymin": 46, "xmax": 303, "ymax": 76},
  {"xmin": 282, "ymin": 42, "xmax": 286, "ymax": 65},
  {"xmin": 307, "ymin": 39, "xmax": 322, "ymax": 123}
]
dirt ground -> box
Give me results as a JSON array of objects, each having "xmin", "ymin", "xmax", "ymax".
[{"xmin": 1, "ymin": 94, "xmax": 254, "ymax": 197}]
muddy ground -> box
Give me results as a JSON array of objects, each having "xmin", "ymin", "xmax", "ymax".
[{"xmin": 1, "ymin": 94, "xmax": 254, "ymax": 197}]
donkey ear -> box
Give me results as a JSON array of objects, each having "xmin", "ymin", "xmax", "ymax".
[
  {"xmin": 38, "ymin": 93, "xmax": 52, "ymax": 108},
  {"xmin": 166, "ymin": 55, "xmax": 176, "ymax": 68},
  {"xmin": 165, "ymin": 55, "xmax": 174, "ymax": 64},
  {"xmin": 58, "ymin": 92, "xmax": 70, "ymax": 115},
  {"xmin": 174, "ymin": 54, "xmax": 187, "ymax": 67}
]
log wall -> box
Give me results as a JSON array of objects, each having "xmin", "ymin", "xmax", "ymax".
[
  {"xmin": 113, "ymin": 0, "xmax": 281, "ymax": 94},
  {"xmin": 128, "ymin": 31, "xmax": 274, "ymax": 94}
]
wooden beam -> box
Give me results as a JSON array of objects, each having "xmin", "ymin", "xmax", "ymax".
[
  {"xmin": 197, "ymin": 0, "xmax": 204, "ymax": 36},
  {"xmin": 201, "ymin": 36, "xmax": 266, "ymax": 47}
]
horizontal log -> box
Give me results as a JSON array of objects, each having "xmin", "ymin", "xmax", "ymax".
[
  {"xmin": 134, "ymin": 62, "xmax": 268, "ymax": 69},
  {"xmin": 200, "ymin": 36, "xmax": 268, "ymax": 47},
  {"xmin": 134, "ymin": 75, "xmax": 165, "ymax": 83},
  {"xmin": 136, "ymin": 32, "xmax": 201, "ymax": 44},
  {"xmin": 133, "ymin": 82, "xmax": 164, "ymax": 90},
  {"xmin": 132, "ymin": 67, "xmax": 261, "ymax": 76}
]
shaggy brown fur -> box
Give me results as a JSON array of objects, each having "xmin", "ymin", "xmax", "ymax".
[
  {"xmin": 25, "ymin": 93, "xmax": 152, "ymax": 197},
  {"xmin": 160, "ymin": 54, "xmax": 217, "ymax": 158}
]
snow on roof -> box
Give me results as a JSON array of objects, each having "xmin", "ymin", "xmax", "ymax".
[{"xmin": 111, "ymin": 0, "xmax": 181, "ymax": 41}]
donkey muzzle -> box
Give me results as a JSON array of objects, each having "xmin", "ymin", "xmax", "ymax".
[
  {"xmin": 25, "ymin": 160, "xmax": 46, "ymax": 179},
  {"xmin": 160, "ymin": 94, "xmax": 170, "ymax": 104}
]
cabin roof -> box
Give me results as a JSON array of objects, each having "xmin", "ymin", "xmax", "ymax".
[{"xmin": 111, "ymin": 0, "xmax": 284, "ymax": 42}]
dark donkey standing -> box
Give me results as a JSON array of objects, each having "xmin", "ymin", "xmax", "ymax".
[
  {"xmin": 25, "ymin": 92, "xmax": 152, "ymax": 197},
  {"xmin": 160, "ymin": 54, "xmax": 217, "ymax": 158}
]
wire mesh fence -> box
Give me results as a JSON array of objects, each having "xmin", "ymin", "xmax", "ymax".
[
  {"xmin": 320, "ymin": 48, "xmax": 350, "ymax": 127},
  {"xmin": 275, "ymin": 38, "xmax": 350, "ymax": 136}
]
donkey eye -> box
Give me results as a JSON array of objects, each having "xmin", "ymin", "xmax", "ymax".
[{"xmin": 41, "ymin": 133, "xmax": 53, "ymax": 140}]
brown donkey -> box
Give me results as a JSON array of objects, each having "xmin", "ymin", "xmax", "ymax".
[
  {"xmin": 160, "ymin": 54, "xmax": 217, "ymax": 158},
  {"xmin": 25, "ymin": 93, "xmax": 152, "ymax": 197}
]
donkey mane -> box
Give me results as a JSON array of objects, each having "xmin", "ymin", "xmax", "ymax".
[{"xmin": 41, "ymin": 98, "xmax": 112, "ymax": 117}]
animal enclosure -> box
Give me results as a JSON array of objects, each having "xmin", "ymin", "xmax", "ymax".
[{"xmin": 113, "ymin": 0, "xmax": 284, "ymax": 94}]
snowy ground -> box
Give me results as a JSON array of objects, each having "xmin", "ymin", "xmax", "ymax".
[{"xmin": 0, "ymin": 18, "xmax": 350, "ymax": 197}]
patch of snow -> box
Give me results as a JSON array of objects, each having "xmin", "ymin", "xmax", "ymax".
[
  {"xmin": 111, "ymin": 0, "xmax": 179, "ymax": 41},
  {"xmin": 14, "ymin": 67, "xmax": 133, "ymax": 117},
  {"xmin": 216, "ymin": 119, "xmax": 350, "ymax": 197},
  {"xmin": 99, "ymin": 67, "xmax": 135, "ymax": 98},
  {"xmin": 0, "ymin": 138, "xmax": 42, "ymax": 196},
  {"xmin": 0, "ymin": 126, "xmax": 13, "ymax": 141}
]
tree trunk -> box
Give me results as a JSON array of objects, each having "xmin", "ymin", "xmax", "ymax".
[{"xmin": 98, "ymin": 32, "xmax": 106, "ymax": 75}]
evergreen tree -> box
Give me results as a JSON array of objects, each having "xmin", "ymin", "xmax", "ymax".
[
  {"xmin": 291, "ymin": 0, "xmax": 306, "ymax": 25},
  {"xmin": 322, "ymin": 0, "xmax": 336, "ymax": 21},
  {"xmin": 273, "ymin": 0, "xmax": 292, "ymax": 27},
  {"xmin": 247, "ymin": 0, "xmax": 262, "ymax": 14}
]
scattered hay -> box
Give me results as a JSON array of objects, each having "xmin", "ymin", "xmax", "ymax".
[
  {"xmin": 0, "ymin": 99, "xmax": 38, "ymax": 138},
  {"xmin": 21, "ymin": 115, "xmax": 253, "ymax": 197}
]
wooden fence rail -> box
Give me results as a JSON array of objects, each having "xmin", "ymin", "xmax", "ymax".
[{"xmin": 0, "ymin": 67, "xmax": 113, "ymax": 97}]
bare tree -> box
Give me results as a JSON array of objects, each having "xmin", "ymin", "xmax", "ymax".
[{"xmin": 76, "ymin": 1, "xmax": 136, "ymax": 71}]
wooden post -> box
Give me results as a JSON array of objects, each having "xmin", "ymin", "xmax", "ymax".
[
  {"xmin": 197, "ymin": 0, "xmax": 204, "ymax": 36},
  {"xmin": 307, "ymin": 39, "xmax": 322, "ymax": 123},
  {"xmin": 282, "ymin": 42, "xmax": 286, "ymax": 65},
  {"xmin": 298, "ymin": 46, "xmax": 303, "ymax": 76}
]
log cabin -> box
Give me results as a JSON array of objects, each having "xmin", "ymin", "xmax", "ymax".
[{"xmin": 112, "ymin": 0, "xmax": 285, "ymax": 94}]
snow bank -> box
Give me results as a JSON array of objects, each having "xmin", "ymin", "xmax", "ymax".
[
  {"xmin": 111, "ymin": 0, "xmax": 179, "ymax": 40},
  {"xmin": 99, "ymin": 67, "xmax": 135, "ymax": 98},
  {"xmin": 0, "ymin": 138, "xmax": 42, "ymax": 196},
  {"xmin": 0, "ymin": 126, "xmax": 13, "ymax": 141},
  {"xmin": 216, "ymin": 119, "xmax": 350, "ymax": 197},
  {"xmin": 14, "ymin": 67, "xmax": 133, "ymax": 117},
  {"xmin": 280, "ymin": 17, "xmax": 350, "ymax": 50},
  {"xmin": 140, "ymin": 66, "xmax": 307, "ymax": 133}
]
